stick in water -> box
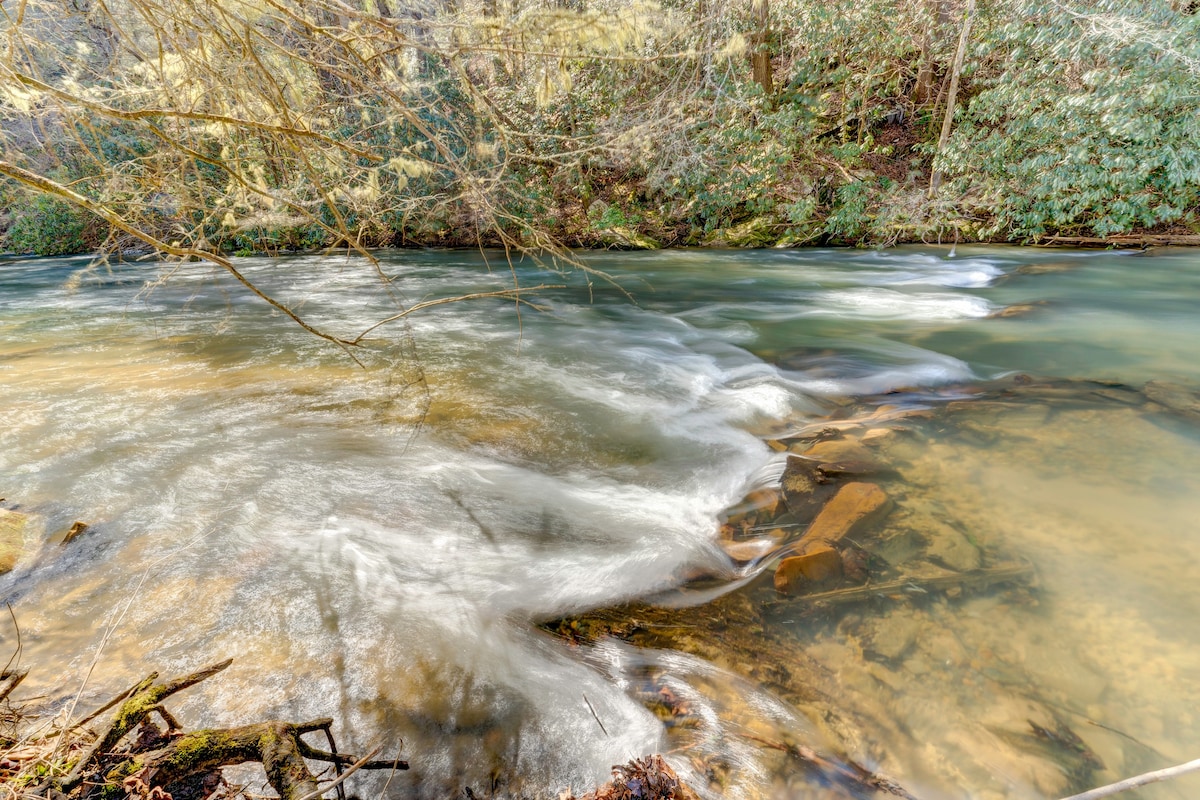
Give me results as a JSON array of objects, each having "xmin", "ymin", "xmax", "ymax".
[{"xmin": 1057, "ymin": 757, "xmax": 1200, "ymax": 800}]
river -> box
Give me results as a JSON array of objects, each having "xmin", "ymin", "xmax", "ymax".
[{"xmin": 1, "ymin": 246, "xmax": 1198, "ymax": 799}]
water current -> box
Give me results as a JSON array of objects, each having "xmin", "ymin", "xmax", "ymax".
[{"xmin": 1, "ymin": 246, "xmax": 1198, "ymax": 799}]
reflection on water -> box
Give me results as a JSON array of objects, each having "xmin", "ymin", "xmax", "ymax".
[{"xmin": 1, "ymin": 247, "xmax": 1199, "ymax": 798}]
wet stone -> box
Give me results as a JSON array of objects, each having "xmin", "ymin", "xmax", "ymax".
[
  {"xmin": 861, "ymin": 609, "xmax": 923, "ymax": 661},
  {"xmin": 924, "ymin": 521, "xmax": 982, "ymax": 571},
  {"xmin": 1144, "ymin": 380, "xmax": 1200, "ymax": 419},
  {"xmin": 721, "ymin": 533, "xmax": 784, "ymax": 564},
  {"xmin": 774, "ymin": 546, "xmax": 843, "ymax": 595},
  {"xmin": 859, "ymin": 428, "xmax": 895, "ymax": 447},
  {"xmin": 873, "ymin": 527, "xmax": 926, "ymax": 566},
  {"xmin": 797, "ymin": 482, "xmax": 893, "ymax": 551},
  {"xmin": 798, "ymin": 438, "xmax": 875, "ymax": 463},
  {"xmin": 720, "ymin": 488, "xmax": 784, "ymax": 534},
  {"xmin": 815, "ymin": 460, "xmax": 884, "ymax": 482},
  {"xmin": 987, "ymin": 302, "xmax": 1046, "ymax": 319},
  {"xmin": 780, "ymin": 457, "xmax": 837, "ymax": 521}
]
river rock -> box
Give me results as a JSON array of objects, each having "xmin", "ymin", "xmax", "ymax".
[
  {"xmin": 924, "ymin": 521, "xmax": 982, "ymax": 571},
  {"xmin": 860, "ymin": 609, "xmax": 923, "ymax": 661},
  {"xmin": 721, "ymin": 488, "xmax": 784, "ymax": 535},
  {"xmin": 0, "ymin": 508, "xmax": 35, "ymax": 573},
  {"xmin": 815, "ymin": 460, "xmax": 885, "ymax": 482},
  {"xmin": 721, "ymin": 533, "xmax": 784, "ymax": 564},
  {"xmin": 797, "ymin": 482, "xmax": 892, "ymax": 551},
  {"xmin": 1144, "ymin": 380, "xmax": 1200, "ymax": 419},
  {"xmin": 872, "ymin": 527, "xmax": 924, "ymax": 567},
  {"xmin": 795, "ymin": 438, "xmax": 875, "ymax": 463},
  {"xmin": 780, "ymin": 457, "xmax": 837, "ymax": 521},
  {"xmin": 987, "ymin": 302, "xmax": 1045, "ymax": 319},
  {"xmin": 859, "ymin": 428, "xmax": 895, "ymax": 447},
  {"xmin": 61, "ymin": 521, "xmax": 90, "ymax": 545},
  {"xmin": 774, "ymin": 546, "xmax": 843, "ymax": 595}
]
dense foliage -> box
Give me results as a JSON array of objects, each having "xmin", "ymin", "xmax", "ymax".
[{"xmin": 0, "ymin": 0, "xmax": 1196, "ymax": 256}]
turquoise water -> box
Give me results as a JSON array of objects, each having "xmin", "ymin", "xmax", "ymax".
[{"xmin": 0, "ymin": 246, "xmax": 1198, "ymax": 799}]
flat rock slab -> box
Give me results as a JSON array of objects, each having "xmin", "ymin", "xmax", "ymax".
[{"xmin": 797, "ymin": 482, "xmax": 892, "ymax": 552}]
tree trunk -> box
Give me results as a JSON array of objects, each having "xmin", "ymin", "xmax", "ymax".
[
  {"xmin": 929, "ymin": 0, "xmax": 975, "ymax": 195},
  {"xmin": 750, "ymin": 0, "xmax": 773, "ymax": 97}
]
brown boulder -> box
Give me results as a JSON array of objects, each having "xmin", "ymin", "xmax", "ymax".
[
  {"xmin": 797, "ymin": 482, "xmax": 892, "ymax": 552},
  {"xmin": 774, "ymin": 546, "xmax": 844, "ymax": 595},
  {"xmin": 780, "ymin": 457, "xmax": 837, "ymax": 522}
]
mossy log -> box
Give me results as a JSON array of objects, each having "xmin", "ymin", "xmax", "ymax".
[
  {"xmin": 48, "ymin": 660, "xmax": 403, "ymax": 800},
  {"xmin": 111, "ymin": 720, "xmax": 401, "ymax": 800}
]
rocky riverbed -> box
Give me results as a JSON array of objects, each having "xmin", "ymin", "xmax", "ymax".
[{"xmin": 546, "ymin": 374, "xmax": 1200, "ymax": 800}]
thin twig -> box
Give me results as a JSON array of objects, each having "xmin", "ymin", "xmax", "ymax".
[
  {"xmin": 582, "ymin": 694, "xmax": 608, "ymax": 738},
  {"xmin": 291, "ymin": 746, "xmax": 384, "ymax": 800},
  {"xmin": 66, "ymin": 678, "xmax": 143, "ymax": 733},
  {"xmin": 2, "ymin": 602, "xmax": 21, "ymax": 677},
  {"xmin": 1057, "ymin": 757, "xmax": 1200, "ymax": 800},
  {"xmin": 351, "ymin": 285, "xmax": 564, "ymax": 344}
]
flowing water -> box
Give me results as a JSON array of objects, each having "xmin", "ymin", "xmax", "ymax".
[{"xmin": 1, "ymin": 246, "xmax": 1199, "ymax": 800}]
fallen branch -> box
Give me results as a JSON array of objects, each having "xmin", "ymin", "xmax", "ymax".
[
  {"xmin": 292, "ymin": 746, "xmax": 386, "ymax": 800},
  {"xmin": 58, "ymin": 659, "xmax": 234, "ymax": 791},
  {"xmin": 44, "ymin": 659, "xmax": 405, "ymax": 800},
  {"xmin": 0, "ymin": 671, "xmax": 26, "ymax": 703},
  {"xmin": 1038, "ymin": 234, "xmax": 1200, "ymax": 248},
  {"xmin": 1057, "ymin": 757, "xmax": 1200, "ymax": 800},
  {"xmin": 744, "ymin": 733, "xmax": 917, "ymax": 799},
  {"xmin": 766, "ymin": 561, "xmax": 1036, "ymax": 614},
  {"xmin": 114, "ymin": 721, "xmax": 401, "ymax": 800}
]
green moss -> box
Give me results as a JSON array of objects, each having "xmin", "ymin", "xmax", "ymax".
[
  {"xmin": 163, "ymin": 728, "xmax": 235, "ymax": 773},
  {"xmin": 101, "ymin": 757, "xmax": 139, "ymax": 799}
]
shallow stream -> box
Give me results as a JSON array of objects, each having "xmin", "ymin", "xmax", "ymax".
[{"xmin": 1, "ymin": 246, "xmax": 1198, "ymax": 799}]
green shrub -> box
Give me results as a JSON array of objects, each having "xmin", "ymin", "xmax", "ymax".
[{"xmin": 7, "ymin": 195, "xmax": 89, "ymax": 256}]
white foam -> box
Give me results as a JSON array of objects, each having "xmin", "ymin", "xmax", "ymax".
[{"xmin": 809, "ymin": 288, "xmax": 994, "ymax": 321}]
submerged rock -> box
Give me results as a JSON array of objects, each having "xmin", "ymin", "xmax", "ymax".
[
  {"xmin": 0, "ymin": 508, "xmax": 36, "ymax": 574},
  {"xmin": 987, "ymin": 302, "xmax": 1046, "ymax": 319},
  {"xmin": 859, "ymin": 427, "xmax": 896, "ymax": 447},
  {"xmin": 797, "ymin": 482, "xmax": 892, "ymax": 551},
  {"xmin": 1144, "ymin": 380, "xmax": 1200, "ymax": 419},
  {"xmin": 798, "ymin": 438, "xmax": 875, "ymax": 462},
  {"xmin": 774, "ymin": 546, "xmax": 843, "ymax": 595},
  {"xmin": 815, "ymin": 460, "xmax": 886, "ymax": 482},
  {"xmin": 860, "ymin": 608, "xmax": 924, "ymax": 661},
  {"xmin": 721, "ymin": 533, "xmax": 784, "ymax": 564},
  {"xmin": 924, "ymin": 521, "xmax": 982, "ymax": 571},
  {"xmin": 780, "ymin": 457, "xmax": 837, "ymax": 521}
]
